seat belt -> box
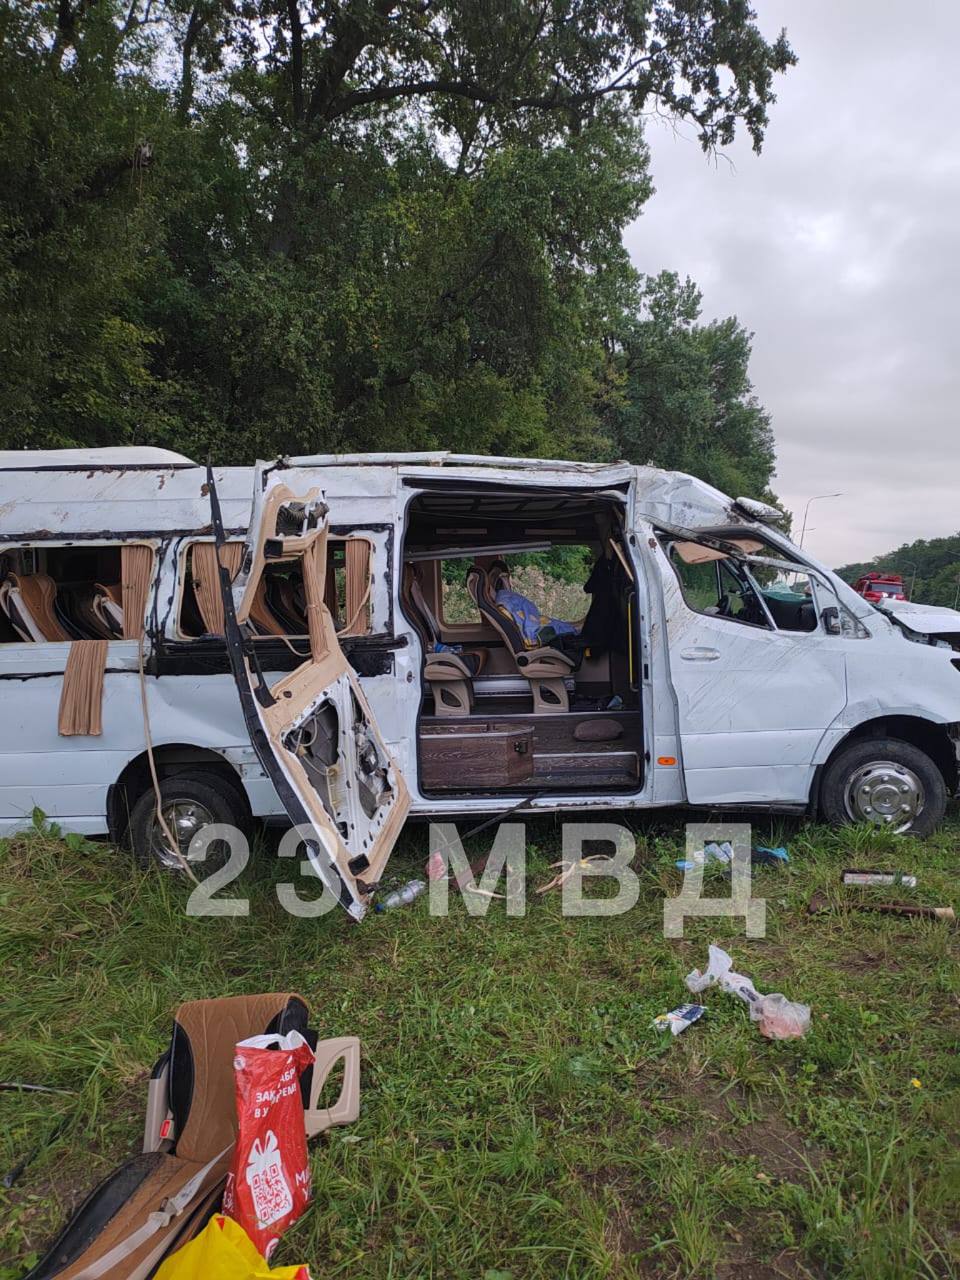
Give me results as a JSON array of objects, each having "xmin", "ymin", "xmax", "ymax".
[{"xmin": 72, "ymin": 1144, "xmax": 233, "ymax": 1279}]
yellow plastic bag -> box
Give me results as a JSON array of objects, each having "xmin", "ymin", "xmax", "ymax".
[{"xmin": 154, "ymin": 1214, "xmax": 311, "ymax": 1279}]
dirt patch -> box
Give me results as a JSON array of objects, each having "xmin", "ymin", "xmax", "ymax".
[
  {"xmin": 603, "ymin": 1201, "xmax": 649, "ymax": 1260},
  {"xmin": 655, "ymin": 1077, "xmax": 825, "ymax": 1180},
  {"xmin": 837, "ymin": 947, "xmax": 903, "ymax": 975},
  {"xmin": 717, "ymin": 1245, "xmax": 824, "ymax": 1279}
]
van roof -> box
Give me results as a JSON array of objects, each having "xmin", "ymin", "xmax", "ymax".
[
  {"xmin": 289, "ymin": 451, "xmax": 622, "ymax": 472},
  {"xmin": 0, "ymin": 448, "xmax": 751, "ymax": 538},
  {"xmin": 0, "ymin": 447, "xmax": 196, "ymax": 471}
]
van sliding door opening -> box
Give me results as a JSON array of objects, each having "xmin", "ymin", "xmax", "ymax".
[{"xmin": 399, "ymin": 482, "xmax": 644, "ymax": 799}]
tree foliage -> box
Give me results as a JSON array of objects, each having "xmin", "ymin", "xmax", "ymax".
[
  {"xmin": 0, "ymin": 0, "xmax": 793, "ymax": 492},
  {"xmin": 605, "ymin": 271, "xmax": 777, "ymax": 499},
  {"xmin": 837, "ymin": 534, "xmax": 960, "ymax": 609}
]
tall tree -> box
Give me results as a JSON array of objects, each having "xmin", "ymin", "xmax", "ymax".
[
  {"xmin": 0, "ymin": 2, "xmax": 794, "ymax": 463},
  {"xmin": 606, "ymin": 271, "xmax": 777, "ymax": 499}
]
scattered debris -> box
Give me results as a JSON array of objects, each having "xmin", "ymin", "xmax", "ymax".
[
  {"xmin": 752, "ymin": 845, "xmax": 789, "ymax": 866},
  {"xmin": 866, "ymin": 902, "xmax": 954, "ymax": 921},
  {"xmin": 154, "ymin": 1213, "xmax": 311, "ymax": 1279},
  {"xmin": 842, "ymin": 869, "xmax": 917, "ymax": 888},
  {"xmin": 808, "ymin": 891, "xmax": 953, "ymax": 921},
  {"xmin": 536, "ymin": 854, "xmax": 611, "ymax": 894},
  {"xmin": 653, "ymin": 1003, "xmax": 706, "ymax": 1036},
  {"xmin": 0, "ymin": 1081, "xmax": 75, "ymax": 1094},
  {"xmin": 684, "ymin": 944, "xmax": 810, "ymax": 1040},
  {"xmin": 752, "ymin": 993, "xmax": 811, "ymax": 1040},
  {"xmin": 425, "ymin": 850, "xmax": 446, "ymax": 881},
  {"xmin": 675, "ymin": 843, "xmax": 789, "ymax": 872},
  {"xmin": 675, "ymin": 841, "xmax": 733, "ymax": 871},
  {"xmin": 375, "ymin": 879, "xmax": 427, "ymax": 912}
]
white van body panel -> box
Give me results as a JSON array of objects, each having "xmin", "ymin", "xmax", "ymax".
[{"xmin": 1, "ymin": 450, "xmax": 958, "ymax": 840}]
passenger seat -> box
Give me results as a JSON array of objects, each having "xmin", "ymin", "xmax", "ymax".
[
  {"xmin": 465, "ymin": 565, "xmax": 575, "ymax": 714},
  {"xmin": 402, "ymin": 564, "xmax": 482, "ymax": 717},
  {"xmin": 0, "ymin": 572, "xmax": 70, "ymax": 642}
]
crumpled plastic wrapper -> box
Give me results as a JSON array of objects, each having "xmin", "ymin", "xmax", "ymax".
[{"xmin": 685, "ymin": 944, "xmax": 810, "ymax": 1040}]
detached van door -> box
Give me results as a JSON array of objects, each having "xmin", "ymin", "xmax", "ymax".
[
  {"xmin": 212, "ymin": 462, "xmax": 410, "ymax": 920},
  {"xmin": 653, "ymin": 530, "xmax": 847, "ymax": 805}
]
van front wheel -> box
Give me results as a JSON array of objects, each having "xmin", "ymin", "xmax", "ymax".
[
  {"xmin": 819, "ymin": 737, "xmax": 946, "ymax": 837},
  {"xmin": 126, "ymin": 771, "xmax": 250, "ymax": 872}
]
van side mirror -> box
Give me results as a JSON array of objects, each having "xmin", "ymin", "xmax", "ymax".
[{"xmin": 821, "ymin": 606, "xmax": 842, "ymax": 635}]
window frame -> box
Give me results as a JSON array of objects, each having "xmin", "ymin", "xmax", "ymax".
[
  {"xmin": 175, "ymin": 533, "xmax": 379, "ymax": 641},
  {"xmin": 661, "ymin": 532, "xmax": 835, "ymax": 636},
  {"xmin": 0, "ymin": 538, "xmax": 157, "ymax": 646}
]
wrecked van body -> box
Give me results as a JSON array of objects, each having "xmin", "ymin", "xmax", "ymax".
[{"xmin": 1, "ymin": 447, "xmax": 959, "ymax": 917}]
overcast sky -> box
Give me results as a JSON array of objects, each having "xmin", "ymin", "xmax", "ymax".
[{"xmin": 625, "ymin": 0, "xmax": 960, "ymax": 568}]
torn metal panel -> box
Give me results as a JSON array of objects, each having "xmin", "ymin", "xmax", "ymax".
[{"xmin": 211, "ymin": 463, "xmax": 410, "ymax": 920}]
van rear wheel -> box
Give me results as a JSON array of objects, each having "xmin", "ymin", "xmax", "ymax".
[
  {"xmin": 820, "ymin": 737, "xmax": 946, "ymax": 837},
  {"xmin": 126, "ymin": 771, "xmax": 250, "ymax": 872}
]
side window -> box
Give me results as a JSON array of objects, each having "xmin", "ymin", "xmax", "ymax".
[
  {"xmin": 438, "ymin": 557, "xmax": 482, "ymax": 625},
  {"xmin": 0, "ymin": 543, "xmax": 153, "ymax": 642},
  {"xmin": 667, "ymin": 541, "xmax": 771, "ymax": 629},
  {"xmin": 757, "ymin": 569, "xmax": 819, "ymax": 633},
  {"xmin": 180, "ymin": 536, "xmax": 375, "ymax": 639},
  {"xmin": 326, "ymin": 537, "xmax": 373, "ymax": 636}
]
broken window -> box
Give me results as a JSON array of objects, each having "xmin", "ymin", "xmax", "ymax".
[
  {"xmin": 180, "ymin": 537, "xmax": 373, "ymax": 639},
  {"xmin": 0, "ymin": 541, "xmax": 155, "ymax": 738},
  {"xmin": 438, "ymin": 557, "xmax": 482, "ymax": 625},
  {"xmin": 0, "ymin": 543, "xmax": 154, "ymax": 643},
  {"xmin": 326, "ymin": 538, "xmax": 373, "ymax": 636},
  {"xmin": 667, "ymin": 540, "xmax": 772, "ymax": 629},
  {"xmin": 665, "ymin": 535, "xmax": 825, "ymax": 634}
]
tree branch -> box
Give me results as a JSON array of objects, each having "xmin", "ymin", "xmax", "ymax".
[
  {"xmin": 304, "ymin": 0, "xmax": 398, "ymax": 125},
  {"xmin": 177, "ymin": 2, "xmax": 207, "ymax": 122},
  {"xmin": 287, "ymin": 0, "xmax": 304, "ymax": 124},
  {"xmin": 327, "ymin": 69, "xmax": 654, "ymax": 120}
]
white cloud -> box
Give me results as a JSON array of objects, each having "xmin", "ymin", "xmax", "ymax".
[{"xmin": 626, "ymin": 0, "xmax": 960, "ymax": 566}]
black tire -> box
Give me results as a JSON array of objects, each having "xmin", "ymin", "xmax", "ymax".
[
  {"xmin": 126, "ymin": 769, "xmax": 251, "ymax": 872},
  {"xmin": 819, "ymin": 736, "xmax": 947, "ymax": 837}
]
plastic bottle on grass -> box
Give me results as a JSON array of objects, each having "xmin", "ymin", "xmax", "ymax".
[{"xmin": 375, "ymin": 879, "xmax": 427, "ymax": 912}]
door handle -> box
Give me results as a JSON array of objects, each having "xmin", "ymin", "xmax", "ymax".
[{"xmin": 679, "ymin": 646, "xmax": 720, "ymax": 661}]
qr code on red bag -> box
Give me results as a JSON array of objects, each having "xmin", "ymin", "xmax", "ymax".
[{"xmin": 248, "ymin": 1144, "xmax": 295, "ymax": 1225}]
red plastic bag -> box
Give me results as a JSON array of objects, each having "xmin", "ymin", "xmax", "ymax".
[{"xmin": 222, "ymin": 1029, "xmax": 315, "ymax": 1260}]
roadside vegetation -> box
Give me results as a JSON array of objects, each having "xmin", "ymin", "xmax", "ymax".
[
  {"xmin": 1, "ymin": 814, "xmax": 957, "ymax": 1279},
  {"xmin": 837, "ymin": 532, "xmax": 960, "ymax": 609}
]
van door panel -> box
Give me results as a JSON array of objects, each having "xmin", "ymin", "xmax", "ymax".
[
  {"xmin": 212, "ymin": 463, "xmax": 410, "ymax": 920},
  {"xmin": 655, "ymin": 538, "xmax": 847, "ymax": 804}
]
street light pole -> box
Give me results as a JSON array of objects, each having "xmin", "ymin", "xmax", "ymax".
[
  {"xmin": 901, "ymin": 561, "xmax": 918, "ymax": 601},
  {"xmin": 798, "ymin": 493, "xmax": 844, "ymax": 549}
]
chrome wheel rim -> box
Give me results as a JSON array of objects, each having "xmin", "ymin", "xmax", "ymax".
[
  {"xmin": 844, "ymin": 760, "xmax": 924, "ymax": 832},
  {"xmin": 150, "ymin": 799, "xmax": 216, "ymax": 870}
]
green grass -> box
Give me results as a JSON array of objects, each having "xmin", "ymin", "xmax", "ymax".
[{"xmin": 1, "ymin": 813, "xmax": 958, "ymax": 1279}]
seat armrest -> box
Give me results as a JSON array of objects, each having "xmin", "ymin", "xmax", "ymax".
[
  {"xmin": 516, "ymin": 647, "xmax": 576, "ymax": 676},
  {"xmin": 424, "ymin": 652, "xmax": 473, "ymax": 680}
]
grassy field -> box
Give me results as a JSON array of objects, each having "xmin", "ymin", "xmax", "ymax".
[{"xmin": 1, "ymin": 813, "xmax": 958, "ymax": 1279}]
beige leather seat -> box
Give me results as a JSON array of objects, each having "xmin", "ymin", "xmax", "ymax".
[{"xmin": 465, "ymin": 565, "xmax": 575, "ymax": 714}]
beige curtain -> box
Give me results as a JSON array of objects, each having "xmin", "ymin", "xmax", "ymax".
[
  {"xmin": 191, "ymin": 542, "xmax": 245, "ymax": 636},
  {"xmin": 58, "ymin": 639, "xmax": 108, "ymax": 736},
  {"xmin": 121, "ymin": 544, "xmax": 155, "ymax": 640},
  {"xmin": 302, "ymin": 537, "xmax": 331, "ymax": 662},
  {"xmin": 341, "ymin": 539, "xmax": 371, "ymax": 637}
]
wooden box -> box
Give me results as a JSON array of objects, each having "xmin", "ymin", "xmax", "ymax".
[{"xmin": 420, "ymin": 723, "xmax": 535, "ymax": 791}]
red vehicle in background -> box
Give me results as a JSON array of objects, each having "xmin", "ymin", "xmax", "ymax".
[{"xmin": 853, "ymin": 571, "xmax": 907, "ymax": 603}]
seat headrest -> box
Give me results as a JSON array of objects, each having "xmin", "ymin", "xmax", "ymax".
[{"xmin": 169, "ymin": 993, "xmax": 309, "ymax": 1163}]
